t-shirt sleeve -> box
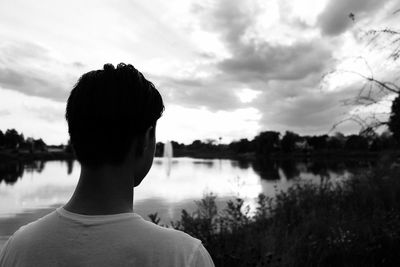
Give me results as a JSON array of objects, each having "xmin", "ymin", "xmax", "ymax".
[{"xmin": 189, "ymin": 243, "xmax": 215, "ymax": 267}]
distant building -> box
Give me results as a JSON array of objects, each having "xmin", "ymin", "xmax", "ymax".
[
  {"xmin": 295, "ymin": 140, "xmax": 312, "ymax": 151},
  {"xmin": 47, "ymin": 146, "xmax": 64, "ymax": 153}
]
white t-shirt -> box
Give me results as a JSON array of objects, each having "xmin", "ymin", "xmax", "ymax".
[{"xmin": 0, "ymin": 207, "xmax": 215, "ymax": 267}]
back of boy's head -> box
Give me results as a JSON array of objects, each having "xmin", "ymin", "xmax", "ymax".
[{"xmin": 65, "ymin": 63, "xmax": 165, "ymax": 168}]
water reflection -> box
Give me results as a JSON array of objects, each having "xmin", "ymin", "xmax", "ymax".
[
  {"xmin": 0, "ymin": 157, "xmax": 375, "ymax": 250},
  {"xmin": 66, "ymin": 159, "xmax": 74, "ymax": 175},
  {"xmin": 280, "ymin": 160, "xmax": 300, "ymax": 180},
  {"xmin": 251, "ymin": 158, "xmax": 281, "ymax": 180},
  {"xmin": 230, "ymin": 159, "xmax": 250, "ymax": 169},
  {"xmin": 25, "ymin": 161, "xmax": 45, "ymax": 174},
  {"xmin": 193, "ymin": 160, "xmax": 214, "ymax": 168},
  {"xmin": 249, "ymin": 158, "xmax": 375, "ymax": 182},
  {"xmin": 0, "ymin": 160, "xmax": 79, "ymax": 185},
  {"xmin": 0, "ymin": 162, "xmax": 24, "ymax": 184},
  {"xmin": 0, "ymin": 158, "xmax": 375, "ymax": 186}
]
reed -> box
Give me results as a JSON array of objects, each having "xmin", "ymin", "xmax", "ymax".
[{"xmin": 149, "ymin": 155, "xmax": 400, "ymax": 266}]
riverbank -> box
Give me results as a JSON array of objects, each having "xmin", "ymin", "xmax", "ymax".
[
  {"xmin": 1, "ymin": 148, "xmax": 398, "ymax": 163},
  {"xmin": 169, "ymin": 149, "xmax": 399, "ymax": 161},
  {"xmin": 0, "ymin": 150, "xmax": 74, "ymax": 162},
  {"xmin": 154, "ymin": 154, "xmax": 400, "ymax": 266}
]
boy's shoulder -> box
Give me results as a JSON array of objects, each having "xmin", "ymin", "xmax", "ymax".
[
  {"xmin": 10, "ymin": 209, "xmax": 59, "ymax": 245},
  {"xmin": 8, "ymin": 207, "xmax": 200, "ymax": 251},
  {"xmin": 0, "ymin": 208, "xmax": 213, "ymax": 267}
]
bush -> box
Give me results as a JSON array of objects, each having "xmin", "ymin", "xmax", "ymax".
[{"xmin": 149, "ymin": 159, "xmax": 400, "ymax": 266}]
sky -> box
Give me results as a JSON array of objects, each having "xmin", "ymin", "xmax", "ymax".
[{"xmin": 0, "ymin": 0, "xmax": 399, "ymax": 145}]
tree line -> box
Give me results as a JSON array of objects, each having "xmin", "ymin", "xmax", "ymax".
[
  {"xmin": 2, "ymin": 127, "xmax": 398, "ymax": 158},
  {"xmin": 0, "ymin": 128, "xmax": 47, "ymax": 151},
  {"xmin": 158, "ymin": 130, "xmax": 398, "ymax": 157}
]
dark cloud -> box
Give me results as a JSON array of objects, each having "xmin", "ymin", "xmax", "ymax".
[
  {"xmin": 251, "ymin": 85, "xmax": 350, "ymax": 134},
  {"xmin": 208, "ymin": 0, "xmax": 333, "ymax": 82},
  {"xmin": 195, "ymin": 0, "xmax": 331, "ymax": 81},
  {"xmin": 157, "ymin": 76, "xmax": 243, "ymax": 111},
  {"xmin": 317, "ymin": 0, "xmax": 389, "ymax": 36},
  {"xmin": 252, "ymin": 73, "xmax": 396, "ymax": 135},
  {"xmin": 265, "ymin": 91, "xmax": 347, "ymax": 126},
  {"xmin": 192, "ymin": 0, "xmax": 257, "ymax": 48},
  {"xmin": 0, "ymin": 67, "xmax": 67, "ymax": 101},
  {"xmin": 218, "ymin": 41, "xmax": 331, "ymax": 82},
  {"xmin": 0, "ymin": 41, "xmax": 77, "ymax": 102}
]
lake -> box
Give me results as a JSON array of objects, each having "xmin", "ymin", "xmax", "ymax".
[{"xmin": 0, "ymin": 157, "xmax": 373, "ymax": 249}]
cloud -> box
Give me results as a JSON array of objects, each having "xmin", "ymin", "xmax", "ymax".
[
  {"xmin": 1, "ymin": 0, "xmax": 395, "ymax": 143},
  {"xmin": 148, "ymin": 0, "xmax": 397, "ymax": 137},
  {"xmin": 158, "ymin": 76, "xmax": 243, "ymax": 111},
  {"xmin": 72, "ymin": 61, "xmax": 85, "ymax": 68},
  {"xmin": 0, "ymin": 110, "xmax": 10, "ymax": 117},
  {"xmin": 157, "ymin": 0, "xmax": 333, "ymax": 113},
  {"xmin": 0, "ymin": 67, "xmax": 67, "ymax": 101},
  {"xmin": 218, "ymin": 41, "xmax": 331, "ymax": 82},
  {"xmin": 204, "ymin": 0, "xmax": 332, "ymax": 83},
  {"xmin": 252, "ymin": 73, "xmax": 396, "ymax": 135},
  {"xmin": 192, "ymin": 0, "xmax": 258, "ymax": 48},
  {"xmin": 266, "ymin": 92, "xmax": 347, "ymax": 126},
  {"xmin": 0, "ymin": 40, "xmax": 78, "ymax": 102},
  {"xmin": 317, "ymin": 0, "xmax": 389, "ymax": 36},
  {"xmin": 24, "ymin": 105, "xmax": 65, "ymax": 123}
]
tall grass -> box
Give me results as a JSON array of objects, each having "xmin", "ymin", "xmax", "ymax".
[{"xmin": 150, "ymin": 156, "xmax": 400, "ymax": 266}]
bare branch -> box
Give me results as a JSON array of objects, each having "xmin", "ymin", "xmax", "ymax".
[
  {"xmin": 328, "ymin": 114, "xmax": 388, "ymax": 135},
  {"xmin": 324, "ymin": 17, "xmax": 400, "ymax": 135},
  {"xmin": 331, "ymin": 68, "xmax": 399, "ymax": 95},
  {"xmin": 367, "ymin": 77, "xmax": 399, "ymax": 94}
]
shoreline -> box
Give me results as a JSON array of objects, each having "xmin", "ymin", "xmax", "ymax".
[
  {"xmin": 0, "ymin": 151, "xmax": 75, "ymax": 162},
  {"xmin": 0, "ymin": 149, "xmax": 398, "ymax": 163},
  {"xmin": 165, "ymin": 149, "xmax": 399, "ymax": 161}
]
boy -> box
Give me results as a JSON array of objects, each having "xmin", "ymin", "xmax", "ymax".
[{"xmin": 0, "ymin": 63, "xmax": 214, "ymax": 267}]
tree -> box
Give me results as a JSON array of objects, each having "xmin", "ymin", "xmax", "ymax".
[
  {"xmin": 190, "ymin": 140, "xmax": 203, "ymax": 150},
  {"xmin": 389, "ymin": 94, "xmax": 400, "ymax": 143},
  {"xmin": 4, "ymin": 129, "xmax": 24, "ymax": 149},
  {"xmin": 253, "ymin": 131, "xmax": 280, "ymax": 156},
  {"xmin": 307, "ymin": 135, "xmax": 328, "ymax": 150},
  {"xmin": 170, "ymin": 141, "xmax": 184, "ymax": 150},
  {"xmin": 229, "ymin": 138, "xmax": 252, "ymax": 153},
  {"xmin": 65, "ymin": 139, "xmax": 74, "ymax": 153},
  {"xmin": 369, "ymin": 132, "xmax": 396, "ymax": 151},
  {"xmin": 155, "ymin": 142, "xmax": 164, "ymax": 157},
  {"xmin": 327, "ymin": 133, "xmax": 345, "ymax": 150},
  {"xmin": 345, "ymin": 135, "xmax": 369, "ymax": 150},
  {"xmin": 33, "ymin": 139, "xmax": 47, "ymax": 151},
  {"xmin": 0, "ymin": 130, "xmax": 4, "ymax": 147},
  {"xmin": 380, "ymin": 130, "xmax": 397, "ymax": 149},
  {"xmin": 281, "ymin": 131, "xmax": 300, "ymax": 153}
]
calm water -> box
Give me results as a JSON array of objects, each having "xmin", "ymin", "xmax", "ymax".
[{"xmin": 0, "ymin": 157, "xmax": 372, "ymax": 249}]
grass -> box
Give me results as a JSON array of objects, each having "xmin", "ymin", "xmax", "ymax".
[{"xmin": 149, "ymin": 155, "xmax": 400, "ymax": 266}]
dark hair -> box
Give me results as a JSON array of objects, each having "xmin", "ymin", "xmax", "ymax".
[{"xmin": 65, "ymin": 63, "xmax": 165, "ymax": 167}]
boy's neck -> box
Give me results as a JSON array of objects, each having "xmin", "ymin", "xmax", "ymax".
[{"xmin": 64, "ymin": 164, "xmax": 135, "ymax": 215}]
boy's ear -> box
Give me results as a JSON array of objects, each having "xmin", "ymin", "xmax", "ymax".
[
  {"xmin": 143, "ymin": 126, "xmax": 154, "ymax": 149},
  {"xmin": 135, "ymin": 126, "xmax": 154, "ymax": 157}
]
